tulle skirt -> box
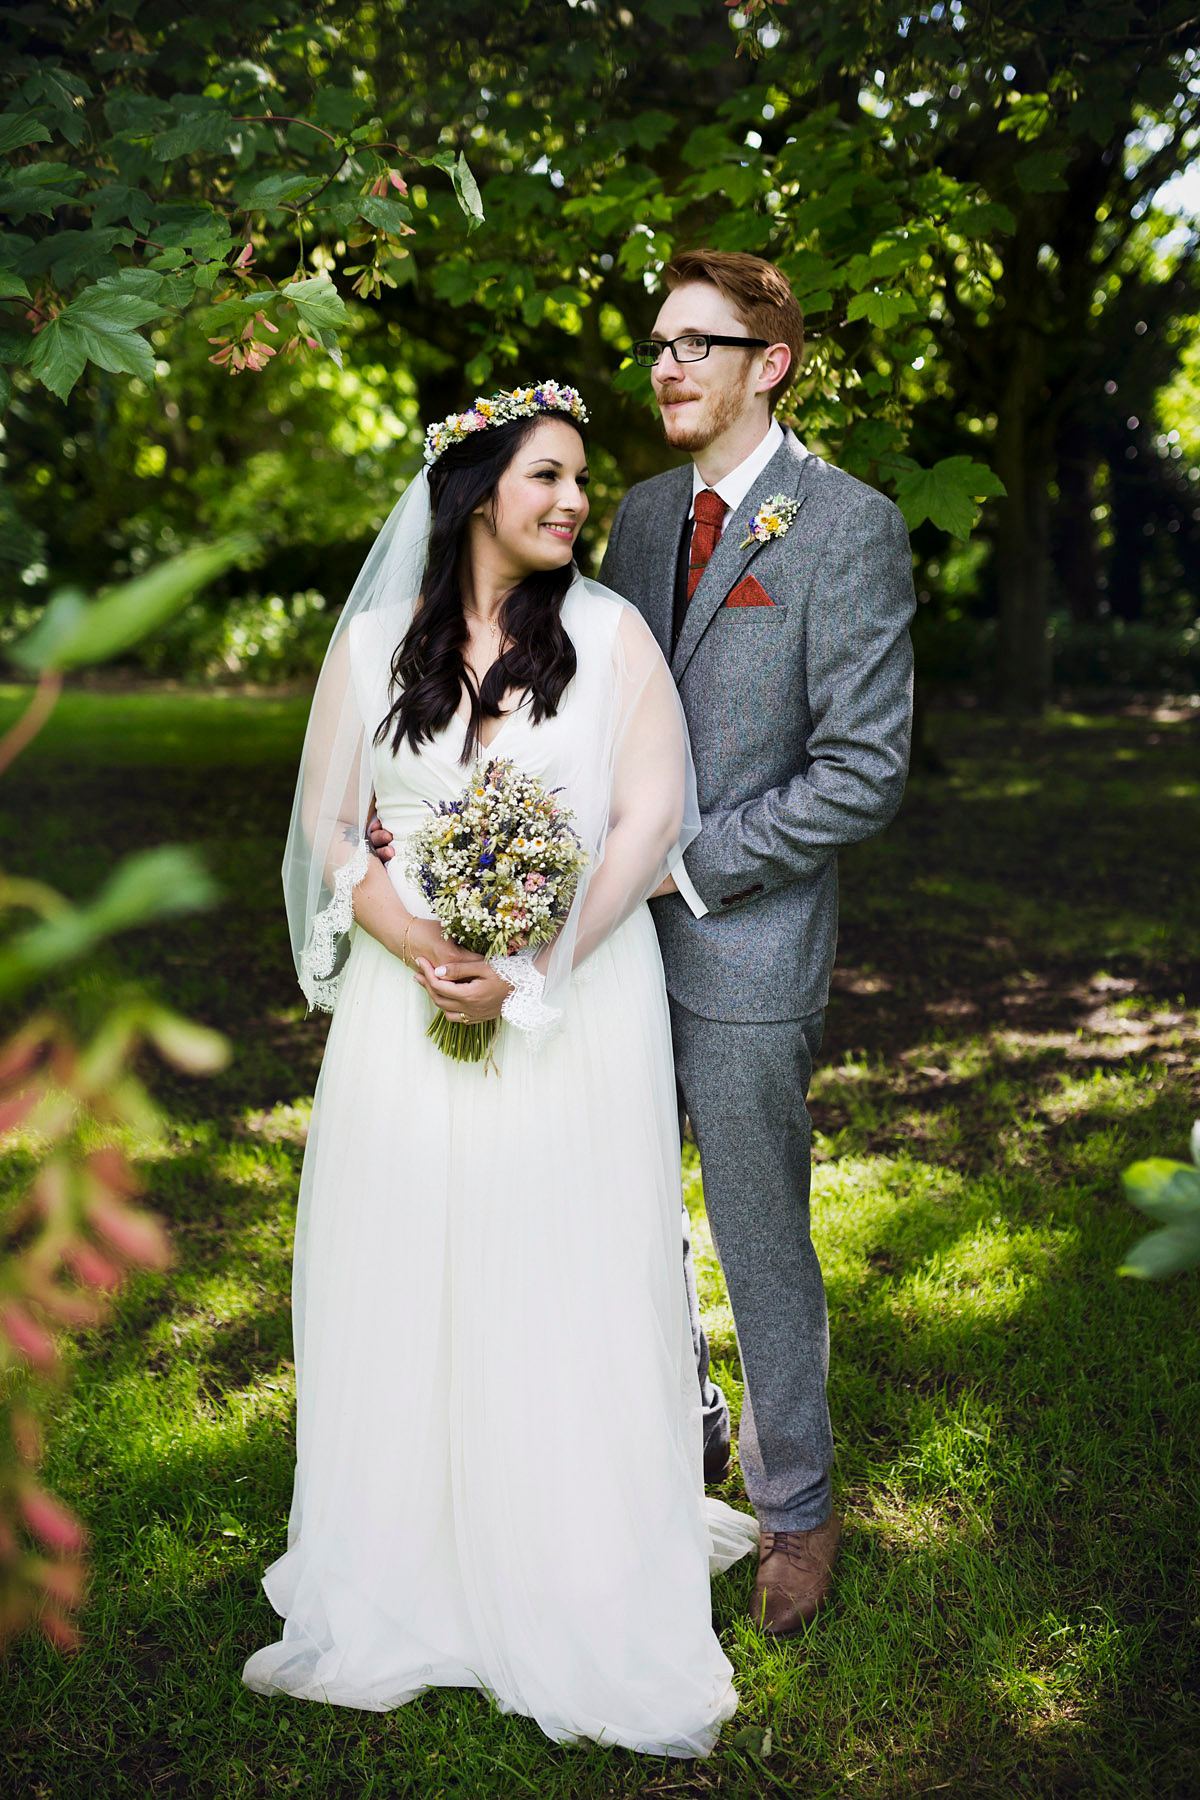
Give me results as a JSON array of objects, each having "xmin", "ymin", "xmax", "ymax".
[{"xmin": 242, "ymin": 905, "xmax": 756, "ymax": 1755}]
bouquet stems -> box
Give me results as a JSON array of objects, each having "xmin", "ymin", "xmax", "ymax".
[{"xmin": 425, "ymin": 1010, "xmax": 499, "ymax": 1065}]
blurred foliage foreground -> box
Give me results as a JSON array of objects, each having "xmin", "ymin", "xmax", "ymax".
[
  {"xmin": 0, "ymin": 550, "xmax": 242, "ymax": 1648},
  {"xmin": 0, "ymin": 683, "xmax": 1196, "ymax": 1795}
]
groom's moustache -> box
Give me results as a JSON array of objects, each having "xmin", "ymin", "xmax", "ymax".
[{"xmin": 657, "ymin": 385, "xmax": 701, "ymax": 405}]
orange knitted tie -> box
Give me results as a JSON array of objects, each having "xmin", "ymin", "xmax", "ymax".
[{"xmin": 687, "ymin": 488, "xmax": 728, "ymax": 601}]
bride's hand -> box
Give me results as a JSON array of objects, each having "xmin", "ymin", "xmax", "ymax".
[
  {"xmin": 404, "ymin": 918, "xmax": 483, "ymax": 971},
  {"xmin": 413, "ymin": 956, "xmax": 511, "ymax": 1024}
]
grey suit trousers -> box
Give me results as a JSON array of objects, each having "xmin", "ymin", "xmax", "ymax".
[{"xmin": 670, "ymin": 998, "xmax": 832, "ymax": 1532}]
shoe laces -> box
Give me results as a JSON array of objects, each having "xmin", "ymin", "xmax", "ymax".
[{"xmin": 759, "ymin": 1529, "xmax": 820, "ymax": 1571}]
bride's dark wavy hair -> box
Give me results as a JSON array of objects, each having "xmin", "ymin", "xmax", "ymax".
[{"xmin": 375, "ymin": 412, "xmax": 583, "ymax": 764}]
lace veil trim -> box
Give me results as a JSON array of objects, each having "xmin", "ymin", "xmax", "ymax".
[
  {"xmin": 300, "ymin": 841, "xmax": 370, "ymax": 1013},
  {"xmin": 487, "ymin": 952, "xmax": 561, "ymax": 1050}
]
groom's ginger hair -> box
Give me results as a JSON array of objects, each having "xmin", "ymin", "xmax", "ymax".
[{"xmin": 663, "ymin": 250, "xmax": 804, "ymax": 415}]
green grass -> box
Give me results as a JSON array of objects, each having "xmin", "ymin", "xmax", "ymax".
[{"xmin": 2, "ymin": 690, "xmax": 1199, "ymax": 1798}]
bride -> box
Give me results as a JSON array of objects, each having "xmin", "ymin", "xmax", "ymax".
[{"xmin": 242, "ymin": 381, "xmax": 757, "ymax": 1756}]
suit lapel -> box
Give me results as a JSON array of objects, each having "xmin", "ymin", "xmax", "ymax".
[
  {"xmin": 634, "ymin": 463, "xmax": 692, "ymax": 660},
  {"xmin": 671, "ymin": 433, "xmax": 812, "ymax": 682}
]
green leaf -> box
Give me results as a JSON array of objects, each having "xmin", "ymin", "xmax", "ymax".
[
  {"xmin": 152, "ymin": 202, "xmax": 231, "ymax": 250},
  {"xmin": 308, "ymin": 325, "xmax": 342, "ymax": 370},
  {"xmin": 705, "ymin": 208, "xmax": 771, "ymax": 256},
  {"xmin": 281, "ymin": 274, "xmax": 349, "ymax": 332},
  {"xmin": 0, "ymin": 365, "xmax": 11, "ymax": 415},
  {"xmin": 75, "ymin": 285, "xmax": 160, "ymax": 333},
  {"xmin": 451, "ymin": 151, "xmax": 484, "ymax": 232},
  {"xmin": 893, "ymin": 456, "xmax": 1007, "ymax": 539},
  {"xmin": 0, "ymin": 271, "xmax": 30, "ymax": 301},
  {"xmin": 103, "ymin": 90, "xmax": 173, "ymax": 134},
  {"xmin": 849, "ymin": 238, "xmax": 931, "ymax": 288},
  {"xmin": 0, "ymin": 848, "xmax": 219, "ymax": 1001},
  {"xmin": 88, "ymin": 180, "xmax": 158, "ymax": 234},
  {"xmin": 464, "ymin": 350, "xmax": 493, "ymax": 388},
  {"xmin": 0, "ymin": 111, "xmax": 52, "ymax": 155},
  {"xmin": 198, "ymin": 293, "xmax": 267, "ymax": 332},
  {"xmin": 154, "ymin": 269, "xmax": 196, "ymax": 310},
  {"xmin": 152, "ymin": 109, "xmax": 235, "ymax": 160},
  {"xmin": 681, "ymin": 123, "xmax": 741, "ymax": 171},
  {"xmin": 18, "ymin": 224, "xmax": 135, "ymax": 285},
  {"xmin": 949, "ymin": 200, "xmax": 1016, "ymax": 238},
  {"xmin": 845, "ymin": 289, "xmax": 918, "ymax": 330},
  {"xmin": 311, "ymin": 87, "xmax": 361, "ymax": 132},
  {"xmin": 89, "ymin": 846, "xmax": 220, "ymax": 931},
  {"xmin": 1069, "ymin": 91, "xmax": 1126, "ymax": 145},
  {"xmin": 27, "ymin": 319, "xmax": 88, "ymax": 401},
  {"xmin": 1118, "ymin": 1218, "xmax": 1200, "ymax": 1280},
  {"xmin": 1122, "ymin": 1158, "xmax": 1200, "ymax": 1224},
  {"xmin": 0, "ymin": 163, "xmax": 82, "ymax": 191},
  {"xmin": 141, "ymin": 1005, "xmax": 230, "ymax": 1074},
  {"xmin": 67, "ymin": 316, "xmax": 156, "ymax": 380},
  {"xmin": 0, "ymin": 162, "xmax": 85, "ymax": 221},
  {"xmin": 241, "ymin": 172, "xmax": 318, "ymax": 209},
  {"xmin": 355, "ymin": 193, "xmax": 413, "ymax": 233},
  {"xmin": 28, "ymin": 284, "xmax": 166, "ymax": 398},
  {"xmin": 1015, "ymin": 151, "xmax": 1070, "ymax": 194},
  {"xmin": 10, "ymin": 537, "xmax": 254, "ymax": 673},
  {"xmin": 430, "ymin": 260, "xmax": 487, "ymax": 308},
  {"xmin": 998, "ymin": 93, "xmax": 1056, "ymax": 143},
  {"xmin": 93, "ymin": 270, "xmax": 168, "ymax": 302},
  {"xmin": 0, "ymin": 328, "xmax": 33, "ymax": 367},
  {"xmin": 687, "ymin": 160, "xmax": 765, "ymax": 208},
  {"xmin": 628, "ymin": 110, "xmax": 677, "ymax": 151}
]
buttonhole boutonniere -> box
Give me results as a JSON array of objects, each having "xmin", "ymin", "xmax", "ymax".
[{"xmin": 739, "ymin": 493, "xmax": 800, "ymax": 550}]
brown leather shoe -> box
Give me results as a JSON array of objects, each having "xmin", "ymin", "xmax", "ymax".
[{"xmin": 751, "ymin": 1512, "xmax": 841, "ymax": 1635}]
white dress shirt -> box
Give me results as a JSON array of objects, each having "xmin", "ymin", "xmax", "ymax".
[
  {"xmin": 671, "ymin": 419, "xmax": 804, "ymax": 919},
  {"xmin": 688, "ymin": 416, "xmax": 791, "ymax": 528}
]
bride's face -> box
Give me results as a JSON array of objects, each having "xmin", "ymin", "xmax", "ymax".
[{"xmin": 475, "ymin": 417, "xmax": 590, "ymax": 576}]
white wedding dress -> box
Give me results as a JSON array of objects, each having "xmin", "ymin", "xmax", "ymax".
[{"xmin": 243, "ymin": 584, "xmax": 757, "ymax": 1756}]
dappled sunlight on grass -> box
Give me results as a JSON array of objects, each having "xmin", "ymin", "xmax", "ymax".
[{"xmin": 1039, "ymin": 1063, "xmax": 1172, "ymax": 1123}]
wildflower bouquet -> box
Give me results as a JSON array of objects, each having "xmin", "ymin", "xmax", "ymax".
[{"xmin": 405, "ymin": 757, "xmax": 588, "ymax": 1062}]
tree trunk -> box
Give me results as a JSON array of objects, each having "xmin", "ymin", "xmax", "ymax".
[{"xmin": 991, "ymin": 340, "xmax": 1053, "ymax": 714}]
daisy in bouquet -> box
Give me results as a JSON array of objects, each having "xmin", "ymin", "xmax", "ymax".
[{"xmin": 405, "ymin": 757, "xmax": 588, "ymax": 1063}]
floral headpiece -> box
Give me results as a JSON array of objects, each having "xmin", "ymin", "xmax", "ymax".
[{"xmin": 423, "ymin": 380, "xmax": 589, "ymax": 465}]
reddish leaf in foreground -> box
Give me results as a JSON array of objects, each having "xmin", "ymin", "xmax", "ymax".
[
  {"xmin": 18, "ymin": 1482, "xmax": 88, "ymax": 1555},
  {"xmin": 0, "ymin": 1302, "xmax": 57, "ymax": 1368}
]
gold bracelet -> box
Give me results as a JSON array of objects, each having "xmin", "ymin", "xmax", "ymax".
[{"xmin": 401, "ymin": 918, "xmax": 416, "ymax": 968}]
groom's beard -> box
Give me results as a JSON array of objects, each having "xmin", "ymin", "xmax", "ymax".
[{"xmin": 656, "ymin": 379, "xmax": 744, "ymax": 452}]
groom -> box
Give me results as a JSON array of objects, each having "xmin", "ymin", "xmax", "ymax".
[{"xmin": 599, "ymin": 249, "xmax": 915, "ymax": 1635}]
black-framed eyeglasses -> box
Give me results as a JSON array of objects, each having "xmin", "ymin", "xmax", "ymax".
[{"xmin": 631, "ymin": 333, "xmax": 770, "ymax": 368}]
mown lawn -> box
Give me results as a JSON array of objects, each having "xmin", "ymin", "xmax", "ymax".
[{"xmin": 1, "ymin": 685, "xmax": 1198, "ymax": 1799}]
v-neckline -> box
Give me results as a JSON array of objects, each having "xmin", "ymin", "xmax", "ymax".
[{"xmin": 451, "ymin": 690, "xmax": 527, "ymax": 754}]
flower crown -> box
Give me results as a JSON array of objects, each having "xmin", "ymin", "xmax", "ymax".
[{"xmin": 423, "ymin": 380, "xmax": 589, "ymax": 465}]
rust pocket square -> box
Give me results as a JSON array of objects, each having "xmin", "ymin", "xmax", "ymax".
[{"xmin": 725, "ymin": 573, "xmax": 775, "ymax": 608}]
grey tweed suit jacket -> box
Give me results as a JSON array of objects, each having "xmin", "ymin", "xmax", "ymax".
[{"xmin": 599, "ymin": 430, "xmax": 915, "ymax": 1023}]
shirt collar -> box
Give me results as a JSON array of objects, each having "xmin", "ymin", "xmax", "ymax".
[{"xmin": 690, "ymin": 418, "xmax": 798, "ymax": 520}]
